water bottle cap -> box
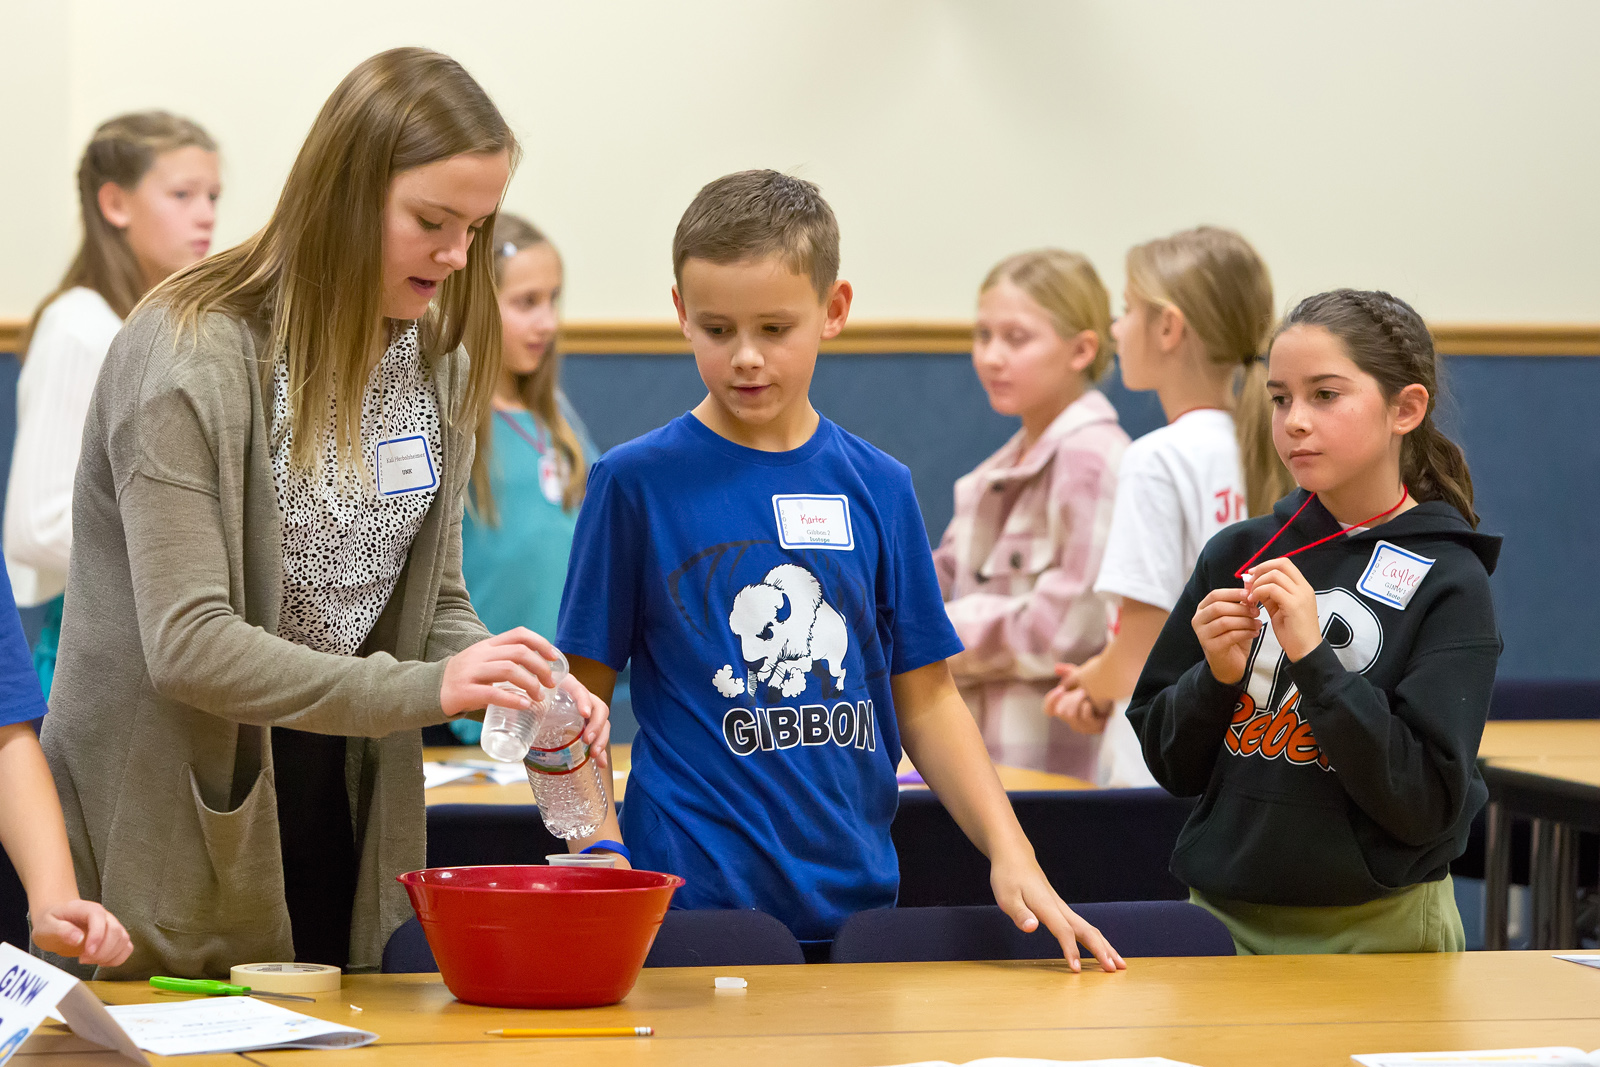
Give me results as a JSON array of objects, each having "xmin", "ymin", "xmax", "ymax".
[{"xmin": 545, "ymin": 648, "xmax": 570, "ymax": 687}]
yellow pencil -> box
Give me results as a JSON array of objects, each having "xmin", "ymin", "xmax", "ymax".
[{"xmin": 485, "ymin": 1026, "xmax": 653, "ymax": 1038}]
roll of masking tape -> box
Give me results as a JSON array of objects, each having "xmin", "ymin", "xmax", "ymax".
[{"xmin": 231, "ymin": 962, "xmax": 342, "ymax": 994}]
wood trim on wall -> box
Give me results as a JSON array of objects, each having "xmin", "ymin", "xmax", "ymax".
[
  {"xmin": 2, "ymin": 317, "xmax": 1597, "ymax": 357},
  {"xmin": 558, "ymin": 321, "xmax": 1600, "ymax": 357}
]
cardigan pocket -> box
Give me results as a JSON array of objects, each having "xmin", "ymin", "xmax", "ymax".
[{"xmin": 155, "ymin": 763, "xmax": 291, "ymax": 941}]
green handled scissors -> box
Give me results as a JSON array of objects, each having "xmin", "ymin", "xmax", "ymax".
[{"xmin": 149, "ymin": 976, "xmax": 316, "ymax": 1003}]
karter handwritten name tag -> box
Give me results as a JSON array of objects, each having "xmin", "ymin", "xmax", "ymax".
[{"xmin": 773, "ymin": 495, "xmax": 855, "ymax": 551}]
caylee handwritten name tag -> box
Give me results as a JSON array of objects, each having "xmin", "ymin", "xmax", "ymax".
[{"xmin": 1357, "ymin": 540, "xmax": 1436, "ymax": 611}]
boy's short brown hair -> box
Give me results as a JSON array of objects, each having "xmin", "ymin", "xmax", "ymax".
[{"xmin": 672, "ymin": 169, "xmax": 840, "ymax": 300}]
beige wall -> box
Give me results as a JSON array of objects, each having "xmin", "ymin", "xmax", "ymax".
[{"xmin": 3, "ymin": 0, "xmax": 1598, "ymax": 324}]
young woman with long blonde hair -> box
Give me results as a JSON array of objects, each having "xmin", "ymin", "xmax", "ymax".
[
  {"xmin": 40, "ymin": 48, "xmax": 618, "ymax": 980},
  {"xmin": 5, "ymin": 111, "xmax": 219, "ymax": 697}
]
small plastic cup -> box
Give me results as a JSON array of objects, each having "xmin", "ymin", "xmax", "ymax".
[
  {"xmin": 546, "ymin": 853, "xmax": 619, "ymax": 869},
  {"xmin": 478, "ymin": 650, "xmax": 571, "ymax": 763}
]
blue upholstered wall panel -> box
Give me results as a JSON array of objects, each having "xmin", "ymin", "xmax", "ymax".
[
  {"xmin": 560, "ymin": 351, "xmax": 1596, "ymax": 682},
  {"xmin": 558, "ymin": 353, "xmax": 1166, "ymax": 540},
  {"xmin": 0, "ymin": 349, "xmax": 1590, "ymax": 679},
  {"xmin": 1436, "ymin": 356, "xmax": 1600, "ymax": 682}
]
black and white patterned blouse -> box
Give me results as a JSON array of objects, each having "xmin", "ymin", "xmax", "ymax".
[{"xmin": 270, "ymin": 322, "xmax": 441, "ymax": 655}]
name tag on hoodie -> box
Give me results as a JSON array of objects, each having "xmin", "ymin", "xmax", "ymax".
[{"xmin": 1357, "ymin": 540, "xmax": 1435, "ymax": 610}]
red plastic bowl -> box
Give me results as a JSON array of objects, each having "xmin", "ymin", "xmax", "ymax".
[{"xmin": 397, "ymin": 865, "xmax": 684, "ymax": 1008}]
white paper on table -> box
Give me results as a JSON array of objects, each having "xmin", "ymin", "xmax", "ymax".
[
  {"xmin": 1554, "ymin": 954, "xmax": 1600, "ymax": 971},
  {"xmin": 422, "ymin": 762, "xmax": 480, "ymax": 788},
  {"xmin": 423, "ymin": 760, "xmax": 526, "ymax": 788},
  {"xmin": 0, "ymin": 942, "xmax": 147, "ymax": 1065},
  {"xmin": 1352, "ymin": 1049, "xmax": 1600, "ymax": 1066},
  {"xmin": 104, "ymin": 997, "xmax": 376, "ymax": 1056},
  {"xmin": 482, "ymin": 763, "xmax": 527, "ymax": 785},
  {"xmin": 875, "ymin": 1059, "xmax": 1201, "ymax": 1067}
]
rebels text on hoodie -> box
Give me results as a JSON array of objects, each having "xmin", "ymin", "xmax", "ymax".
[{"xmin": 1127, "ymin": 490, "xmax": 1502, "ymax": 907}]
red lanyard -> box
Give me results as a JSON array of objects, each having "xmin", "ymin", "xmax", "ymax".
[
  {"xmin": 496, "ymin": 409, "xmax": 547, "ymax": 457},
  {"xmin": 1233, "ymin": 487, "xmax": 1410, "ymax": 579}
]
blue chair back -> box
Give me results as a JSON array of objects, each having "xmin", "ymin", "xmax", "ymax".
[
  {"xmin": 0, "ymin": 852, "xmax": 26, "ymax": 951},
  {"xmin": 382, "ymin": 915, "xmax": 437, "ymax": 973},
  {"xmin": 1489, "ymin": 679, "xmax": 1600, "ymax": 720},
  {"xmin": 894, "ymin": 788, "xmax": 1197, "ymax": 907},
  {"xmin": 426, "ymin": 804, "xmax": 565, "ymax": 868},
  {"xmin": 643, "ymin": 909, "xmax": 805, "ymax": 967},
  {"xmin": 829, "ymin": 902, "xmax": 1234, "ymax": 963}
]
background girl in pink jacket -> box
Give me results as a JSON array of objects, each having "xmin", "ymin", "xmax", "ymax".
[{"xmin": 934, "ymin": 250, "xmax": 1129, "ymax": 779}]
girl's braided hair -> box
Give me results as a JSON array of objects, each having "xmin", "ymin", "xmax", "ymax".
[{"xmin": 1274, "ymin": 289, "xmax": 1478, "ymax": 527}]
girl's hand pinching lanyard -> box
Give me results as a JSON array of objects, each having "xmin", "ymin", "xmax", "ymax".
[{"xmin": 1233, "ymin": 487, "xmax": 1411, "ymax": 582}]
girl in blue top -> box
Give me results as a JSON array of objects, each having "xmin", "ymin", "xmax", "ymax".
[{"xmin": 453, "ymin": 216, "xmax": 594, "ymax": 742}]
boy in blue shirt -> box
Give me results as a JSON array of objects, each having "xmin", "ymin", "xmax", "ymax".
[
  {"xmin": 559, "ymin": 170, "xmax": 1124, "ymax": 970},
  {"xmin": 0, "ymin": 560, "xmax": 130, "ymax": 965}
]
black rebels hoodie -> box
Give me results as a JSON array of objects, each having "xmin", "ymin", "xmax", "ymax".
[{"xmin": 1127, "ymin": 489, "xmax": 1502, "ymax": 907}]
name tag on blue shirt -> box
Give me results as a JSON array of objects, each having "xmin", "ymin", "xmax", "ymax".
[
  {"xmin": 1357, "ymin": 540, "xmax": 1435, "ymax": 610},
  {"xmin": 375, "ymin": 435, "xmax": 437, "ymax": 496},
  {"xmin": 773, "ymin": 494, "xmax": 854, "ymax": 550}
]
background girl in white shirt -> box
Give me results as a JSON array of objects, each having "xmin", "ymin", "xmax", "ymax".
[
  {"xmin": 4, "ymin": 111, "xmax": 220, "ymax": 696},
  {"xmin": 1044, "ymin": 227, "xmax": 1293, "ymax": 784}
]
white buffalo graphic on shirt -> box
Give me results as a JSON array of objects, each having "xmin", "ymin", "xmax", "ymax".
[{"xmin": 713, "ymin": 564, "xmax": 849, "ymax": 700}]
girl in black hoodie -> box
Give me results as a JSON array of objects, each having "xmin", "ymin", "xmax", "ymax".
[{"xmin": 1128, "ymin": 289, "xmax": 1500, "ymax": 954}]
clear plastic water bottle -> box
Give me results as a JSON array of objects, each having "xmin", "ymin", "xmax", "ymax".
[
  {"xmin": 479, "ymin": 650, "xmax": 570, "ymax": 763},
  {"xmin": 523, "ymin": 686, "xmax": 608, "ymax": 840}
]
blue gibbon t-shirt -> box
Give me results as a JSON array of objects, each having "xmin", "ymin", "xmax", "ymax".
[
  {"xmin": 558, "ymin": 413, "xmax": 963, "ymax": 940},
  {"xmin": 0, "ymin": 559, "xmax": 48, "ymax": 728}
]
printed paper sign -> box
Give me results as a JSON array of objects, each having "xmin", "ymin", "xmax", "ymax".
[
  {"xmin": 0, "ymin": 942, "xmax": 147, "ymax": 1065},
  {"xmin": 375, "ymin": 435, "xmax": 438, "ymax": 496},
  {"xmin": 1352, "ymin": 1050, "xmax": 1600, "ymax": 1066},
  {"xmin": 773, "ymin": 495, "xmax": 854, "ymax": 551},
  {"xmin": 1555, "ymin": 954, "xmax": 1600, "ymax": 971},
  {"xmin": 1356, "ymin": 540, "xmax": 1435, "ymax": 610},
  {"xmin": 104, "ymin": 997, "xmax": 376, "ymax": 1056}
]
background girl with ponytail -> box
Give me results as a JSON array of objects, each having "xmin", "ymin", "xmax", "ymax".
[
  {"xmin": 40, "ymin": 48, "xmax": 617, "ymax": 980},
  {"xmin": 5, "ymin": 112, "xmax": 220, "ymax": 696},
  {"xmin": 1046, "ymin": 226, "xmax": 1292, "ymax": 786},
  {"xmin": 1128, "ymin": 288, "xmax": 1499, "ymax": 955},
  {"xmin": 450, "ymin": 216, "xmax": 596, "ymax": 745}
]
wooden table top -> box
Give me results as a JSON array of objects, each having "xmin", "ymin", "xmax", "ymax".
[
  {"xmin": 1479, "ymin": 720, "xmax": 1600, "ymax": 760},
  {"xmin": 423, "ymin": 744, "xmax": 1092, "ymax": 807},
  {"xmin": 1484, "ymin": 756, "xmax": 1600, "ymax": 791},
  {"xmin": 423, "ymin": 744, "xmax": 635, "ymax": 805},
  {"xmin": 62, "ymin": 952, "xmax": 1600, "ymax": 1067}
]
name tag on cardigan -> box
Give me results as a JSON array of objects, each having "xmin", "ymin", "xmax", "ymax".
[{"xmin": 375, "ymin": 435, "xmax": 438, "ymax": 496}]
